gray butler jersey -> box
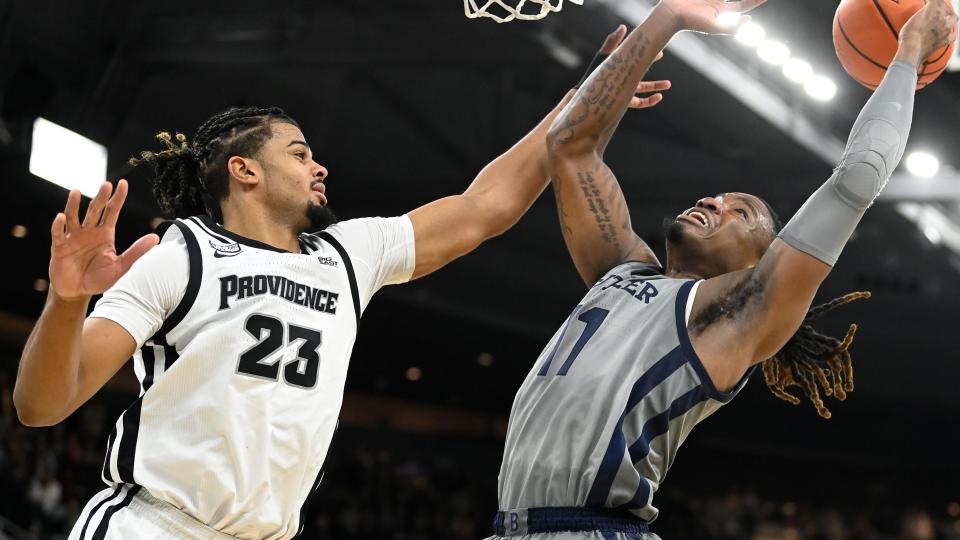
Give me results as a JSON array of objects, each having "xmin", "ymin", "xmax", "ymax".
[{"xmin": 497, "ymin": 262, "xmax": 754, "ymax": 523}]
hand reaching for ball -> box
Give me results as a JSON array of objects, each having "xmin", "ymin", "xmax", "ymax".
[{"xmin": 896, "ymin": 0, "xmax": 959, "ymax": 67}]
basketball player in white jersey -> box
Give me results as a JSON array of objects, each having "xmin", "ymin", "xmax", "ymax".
[
  {"xmin": 492, "ymin": 0, "xmax": 956, "ymax": 538},
  {"xmin": 12, "ymin": 34, "xmax": 672, "ymax": 540}
]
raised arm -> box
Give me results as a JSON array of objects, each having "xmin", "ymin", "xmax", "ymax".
[
  {"xmin": 547, "ymin": 0, "xmax": 764, "ymax": 286},
  {"xmin": 405, "ymin": 36, "xmax": 670, "ymax": 280},
  {"xmin": 689, "ymin": 1, "xmax": 958, "ymax": 391},
  {"xmin": 14, "ymin": 181, "xmax": 158, "ymax": 426}
]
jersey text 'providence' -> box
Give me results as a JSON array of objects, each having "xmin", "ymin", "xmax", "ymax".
[{"xmin": 88, "ymin": 215, "xmax": 413, "ymax": 540}]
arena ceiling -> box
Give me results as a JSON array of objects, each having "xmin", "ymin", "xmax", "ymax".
[{"xmin": 1, "ymin": 0, "xmax": 959, "ymax": 423}]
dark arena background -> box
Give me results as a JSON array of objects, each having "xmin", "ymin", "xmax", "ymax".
[{"xmin": 2, "ymin": 0, "xmax": 960, "ymax": 538}]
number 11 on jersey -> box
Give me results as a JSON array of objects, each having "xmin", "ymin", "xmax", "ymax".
[{"xmin": 537, "ymin": 306, "xmax": 610, "ymax": 377}]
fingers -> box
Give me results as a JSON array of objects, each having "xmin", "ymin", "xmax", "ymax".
[
  {"xmin": 637, "ymin": 80, "xmax": 672, "ymax": 93},
  {"xmin": 600, "ymin": 24, "xmax": 628, "ymax": 54},
  {"xmin": 82, "ymin": 182, "xmax": 113, "ymax": 228},
  {"xmin": 118, "ymin": 233, "xmax": 160, "ymax": 275},
  {"xmin": 630, "ymin": 93, "xmax": 664, "ymax": 109},
  {"xmin": 64, "ymin": 190, "xmax": 82, "ymax": 235},
  {"xmin": 50, "ymin": 213, "xmax": 67, "ymax": 245},
  {"xmin": 653, "ymin": 51, "xmax": 665, "ymax": 63},
  {"xmin": 727, "ymin": 0, "xmax": 767, "ymax": 14},
  {"xmin": 630, "ymin": 79, "xmax": 670, "ymax": 108},
  {"xmin": 102, "ymin": 179, "xmax": 129, "ymax": 228}
]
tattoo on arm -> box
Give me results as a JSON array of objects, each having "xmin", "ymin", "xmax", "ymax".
[
  {"xmin": 576, "ymin": 169, "xmax": 623, "ymax": 252},
  {"xmin": 553, "ymin": 35, "xmax": 650, "ymax": 146}
]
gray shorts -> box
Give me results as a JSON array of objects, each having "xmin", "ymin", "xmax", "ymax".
[{"xmin": 486, "ymin": 508, "xmax": 661, "ymax": 540}]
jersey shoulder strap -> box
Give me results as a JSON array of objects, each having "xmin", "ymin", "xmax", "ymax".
[
  {"xmin": 314, "ymin": 231, "xmax": 361, "ymax": 325},
  {"xmin": 150, "ymin": 217, "xmax": 203, "ymax": 346}
]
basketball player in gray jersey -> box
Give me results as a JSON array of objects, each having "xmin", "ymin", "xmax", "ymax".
[{"xmin": 491, "ymin": 0, "xmax": 957, "ymax": 538}]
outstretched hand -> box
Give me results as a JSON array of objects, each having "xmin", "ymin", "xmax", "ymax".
[
  {"xmin": 49, "ymin": 180, "xmax": 159, "ymax": 301},
  {"xmin": 660, "ymin": 0, "xmax": 767, "ymax": 35},
  {"xmin": 598, "ymin": 24, "xmax": 672, "ymax": 109},
  {"xmin": 897, "ymin": 0, "xmax": 958, "ymax": 66}
]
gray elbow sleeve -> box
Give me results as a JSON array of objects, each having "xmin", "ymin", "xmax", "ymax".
[{"xmin": 778, "ymin": 61, "xmax": 917, "ymax": 266}]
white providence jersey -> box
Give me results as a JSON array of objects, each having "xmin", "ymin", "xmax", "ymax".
[{"xmin": 89, "ymin": 215, "xmax": 414, "ymax": 540}]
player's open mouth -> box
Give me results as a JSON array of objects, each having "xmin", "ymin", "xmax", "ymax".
[{"xmin": 678, "ymin": 210, "xmax": 710, "ymax": 229}]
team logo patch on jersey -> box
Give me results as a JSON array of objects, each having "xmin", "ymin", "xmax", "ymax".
[
  {"xmin": 317, "ymin": 256, "xmax": 338, "ymax": 267},
  {"xmin": 210, "ymin": 240, "xmax": 242, "ymax": 258}
]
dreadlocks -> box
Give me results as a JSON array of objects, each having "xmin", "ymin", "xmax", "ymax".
[
  {"xmin": 763, "ymin": 291, "xmax": 871, "ymax": 419},
  {"xmin": 739, "ymin": 198, "xmax": 869, "ymax": 419},
  {"xmin": 129, "ymin": 106, "xmax": 297, "ymax": 219}
]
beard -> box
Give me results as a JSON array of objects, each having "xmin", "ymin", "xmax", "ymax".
[
  {"xmin": 306, "ymin": 202, "xmax": 339, "ymax": 232},
  {"xmin": 662, "ymin": 216, "xmax": 685, "ymax": 246}
]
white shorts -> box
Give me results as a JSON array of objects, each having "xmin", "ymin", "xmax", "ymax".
[{"xmin": 69, "ymin": 484, "xmax": 237, "ymax": 540}]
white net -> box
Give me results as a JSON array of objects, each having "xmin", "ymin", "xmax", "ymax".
[{"xmin": 463, "ymin": 0, "xmax": 584, "ymax": 23}]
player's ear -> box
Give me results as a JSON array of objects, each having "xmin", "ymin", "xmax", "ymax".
[{"xmin": 227, "ymin": 156, "xmax": 261, "ymax": 188}]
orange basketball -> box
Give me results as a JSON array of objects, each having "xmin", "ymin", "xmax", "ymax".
[{"xmin": 833, "ymin": 0, "xmax": 957, "ymax": 90}]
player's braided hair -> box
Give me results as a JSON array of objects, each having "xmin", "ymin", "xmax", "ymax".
[
  {"xmin": 756, "ymin": 198, "xmax": 870, "ymax": 419},
  {"xmin": 129, "ymin": 106, "xmax": 297, "ymax": 219},
  {"xmin": 763, "ymin": 291, "xmax": 870, "ymax": 419}
]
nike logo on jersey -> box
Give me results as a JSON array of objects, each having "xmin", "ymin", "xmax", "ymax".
[
  {"xmin": 317, "ymin": 256, "xmax": 338, "ymax": 267},
  {"xmin": 219, "ymin": 274, "xmax": 339, "ymax": 314},
  {"xmin": 210, "ymin": 240, "xmax": 242, "ymax": 258}
]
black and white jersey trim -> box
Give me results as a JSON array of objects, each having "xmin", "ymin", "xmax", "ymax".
[
  {"xmin": 151, "ymin": 220, "xmax": 203, "ymax": 345},
  {"xmin": 194, "ymin": 215, "xmax": 289, "ymax": 253},
  {"xmin": 317, "ymin": 232, "xmax": 360, "ymax": 324},
  {"xmin": 187, "ymin": 216, "xmax": 230, "ymax": 244},
  {"xmin": 78, "ymin": 485, "xmax": 122, "ymax": 540},
  {"xmin": 91, "ymin": 485, "xmax": 140, "ymax": 540},
  {"xmin": 77, "ymin": 484, "xmax": 140, "ymax": 540},
  {"xmin": 101, "ymin": 220, "xmax": 199, "ymax": 486}
]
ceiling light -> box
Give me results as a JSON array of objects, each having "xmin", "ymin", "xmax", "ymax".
[
  {"xmin": 757, "ymin": 40, "xmax": 790, "ymax": 65},
  {"xmin": 715, "ymin": 11, "xmax": 741, "ymax": 28},
  {"xmin": 804, "ymin": 75, "xmax": 837, "ymax": 101},
  {"xmin": 922, "ymin": 224, "xmax": 942, "ymax": 245},
  {"xmin": 11, "ymin": 225, "xmax": 27, "ymax": 238},
  {"xmin": 906, "ymin": 151, "xmax": 940, "ymax": 178},
  {"xmin": 782, "ymin": 58, "xmax": 813, "ymax": 83},
  {"xmin": 33, "ymin": 279, "xmax": 49, "ymax": 292},
  {"xmin": 735, "ymin": 21, "xmax": 766, "ymax": 47},
  {"xmin": 29, "ymin": 118, "xmax": 107, "ymax": 198}
]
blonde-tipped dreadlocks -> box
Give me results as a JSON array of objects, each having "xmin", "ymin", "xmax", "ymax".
[
  {"xmin": 128, "ymin": 106, "xmax": 296, "ymax": 219},
  {"xmin": 763, "ymin": 291, "xmax": 871, "ymax": 419}
]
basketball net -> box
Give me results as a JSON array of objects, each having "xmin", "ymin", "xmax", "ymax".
[{"xmin": 464, "ymin": 0, "xmax": 584, "ymax": 23}]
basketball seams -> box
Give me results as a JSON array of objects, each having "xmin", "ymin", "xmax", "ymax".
[
  {"xmin": 837, "ymin": 16, "xmax": 891, "ymax": 70},
  {"xmin": 835, "ymin": 0, "xmax": 953, "ymax": 89},
  {"xmin": 835, "ymin": 34, "xmax": 889, "ymax": 83},
  {"xmin": 925, "ymin": 45, "xmax": 950, "ymax": 66},
  {"xmin": 871, "ymin": 0, "xmax": 901, "ymax": 39}
]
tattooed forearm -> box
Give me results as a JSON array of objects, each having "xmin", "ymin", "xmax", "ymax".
[
  {"xmin": 554, "ymin": 34, "xmax": 650, "ymax": 146},
  {"xmin": 576, "ymin": 170, "xmax": 622, "ymax": 251}
]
